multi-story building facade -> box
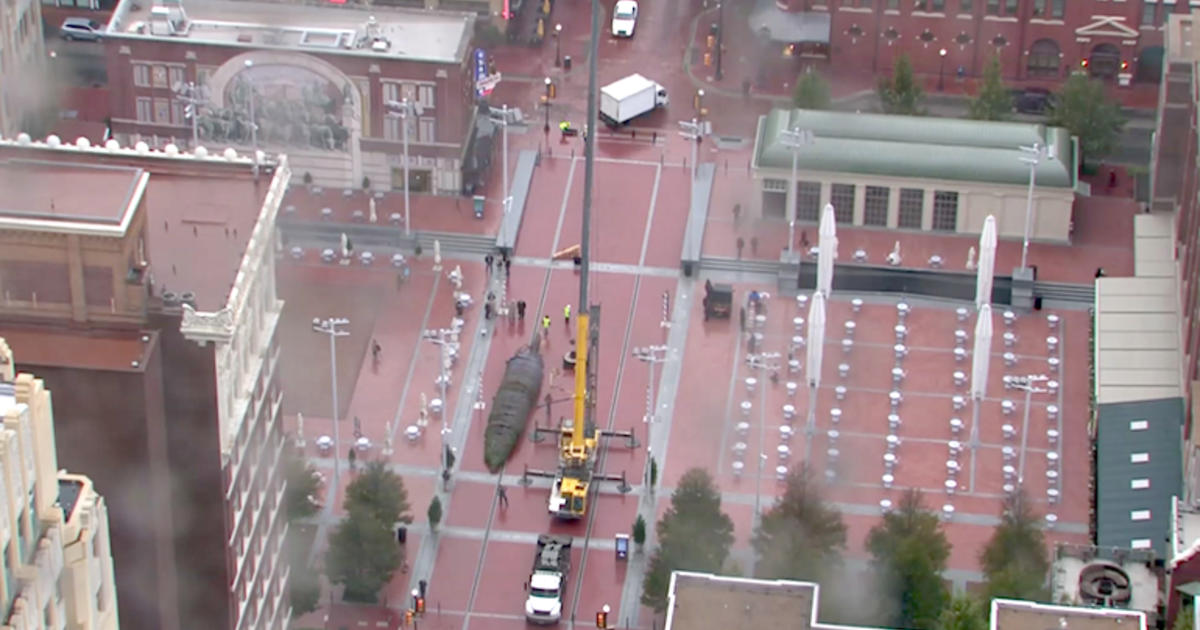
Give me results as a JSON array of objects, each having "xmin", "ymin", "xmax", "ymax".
[
  {"xmin": 101, "ymin": 0, "xmax": 478, "ymax": 193},
  {"xmin": 0, "ymin": 338, "xmax": 119, "ymax": 630},
  {"xmin": 768, "ymin": 0, "xmax": 1173, "ymax": 85},
  {"xmin": 0, "ymin": 134, "xmax": 290, "ymax": 630},
  {"xmin": 0, "ymin": 0, "xmax": 47, "ymax": 135}
]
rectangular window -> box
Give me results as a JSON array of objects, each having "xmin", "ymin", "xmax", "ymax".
[
  {"xmin": 417, "ymin": 84, "xmax": 436, "ymax": 109},
  {"xmin": 1131, "ymin": 539, "xmax": 1153, "ymax": 549},
  {"xmin": 418, "ymin": 117, "xmax": 436, "ymax": 143},
  {"xmin": 1141, "ymin": 1, "xmax": 1156, "ymax": 26},
  {"xmin": 168, "ymin": 66, "xmax": 184, "ymax": 90},
  {"xmin": 151, "ymin": 65, "xmax": 168, "ymax": 89},
  {"xmin": 133, "ymin": 63, "xmax": 150, "ymax": 87},
  {"xmin": 384, "ymin": 115, "xmax": 403, "ymax": 141},
  {"xmin": 1004, "ymin": 0, "xmax": 1017, "ymax": 13},
  {"xmin": 959, "ymin": 0, "xmax": 972, "ymax": 11},
  {"xmin": 1131, "ymin": 478, "xmax": 1151, "ymax": 489},
  {"xmin": 136, "ymin": 97, "xmax": 153, "ymax": 123},
  {"xmin": 382, "ymin": 82, "xmax": 400, "ymax": 105},
  {"xmin": 153, "ymin": 98, "xmax": 170, "ymax": 124},
  {"xmin": 886, "ymin": 0, "xmax": 898, "ymax": 8},
  {"xmin": 931, "ymin": 0, "xmax": 944, "ymax": 11},
  {"xmin": 1051, "ymin": 0, "xmax": 1064, "ymax": 18},
  {"xmin": 931, "ymin": 191, "xmax": 959, "ymax": 231},
  {"xmin": 796, "ymin": 182, "xmax": 821, "ymax": 222},
  {"xmin": 762, "ymin": 178, "xmax": 787, "ymax": 192},
  {"xmin": 1130, "ymin": 419, "xmax": 1149, "ymax": 431},
  {"xmin": 986, "ymin": 0, "xmax": 999, "ymax": 13},
  {"xmin": 864, "ymin": 186, "xmax": 889, "ymax": 226},
  {"xmin": 1130, "ymin": 509, "xmax": 1151, "ymax": 521},
  {"xmin": 898, "ymin": 188, "xmax": 924, "ymax": 228},
  {"xmin": 1131, "ymin": 452, "xmax": 1150, "ymax": 463},
  {"xmin": 1033, "ymin": 0, "xmax": 1046, "ymax": 15},
  {"xmin": 196, "ymin": 67, "xmax": 213, "ymax": 87},
  {"xmin": 171, "ymin": 100, "xmax": 185, "ymax": 125},
  {"xmin": 830, "ymin": 184, "xmax": 855, "ymax": 223}
]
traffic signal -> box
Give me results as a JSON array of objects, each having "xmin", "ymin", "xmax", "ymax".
[
  {"xmin": 548, "ymin": 82, "xmax": 557, "ymax": 99},
  {"xmin": 595, "ymin": 610, "xmax": 607, "ymax": 629},
  {"xmin": 404, "ymin": 609, "xmax": 414, "ymax": 626},
  {"xmin": 416, "ymin": 597, "xmax": 426, "ymax": 614}
]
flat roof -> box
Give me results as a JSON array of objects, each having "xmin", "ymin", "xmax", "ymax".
[
  {"xmin": 0, "ymin": 327, "xmax": 152, "ymax": 372},
  {"xmin": 1094, "ymin": 214, "xmax": 1182, "ymax": 405},
  {"xmin": 664, "ymin": 573, "xmax": 820, "ymax": 630},
  {"xmin": 753, "ymin": 108, "xmax": 1077, "ymax": 188},
  {"xmin": 991, "ymin": 599, "xmax": 1147, "ymax": 630},
  {"xmin": 0, "ymin": 159, "xmax": 146, "ymax": 236},
  {"xmin": 107, "ymin": 0, "xmax": 474, "ymax": 63},
  {"xmin": 1171, "ymin": 496, "xmax": 1200, "ymax": 567},
  {"xmin": 1096, "ymin": 397, "xmax": 1185, "ymax": 557}
]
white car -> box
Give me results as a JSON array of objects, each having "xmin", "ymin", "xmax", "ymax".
[{"xmin": 611, "ymin": 0, "xmax": 638, "ymax": 37}]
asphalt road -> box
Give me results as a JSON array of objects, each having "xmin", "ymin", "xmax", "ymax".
[{"xmin": 834, "ymin": 91, "xmax": 1155, "ymax": 169}]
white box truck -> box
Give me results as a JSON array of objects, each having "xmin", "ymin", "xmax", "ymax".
[
  {"xmin": 524, "ymin": 535, "xmax": 573, "ymax": 624},
  {"xmin": 599, "ymin": 74, "xmax": 668, "ymax": 126}
]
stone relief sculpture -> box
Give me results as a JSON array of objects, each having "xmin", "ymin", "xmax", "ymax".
[{"xmin": 196, "ymin": 63, "xmax": 352, "ymax": 152}]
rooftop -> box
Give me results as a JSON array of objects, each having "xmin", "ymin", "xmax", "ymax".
[
  {"xmin": 990, "ymin": 599, "xmax": 1147, "ymax": 630},
  {"xmin": 1096, "ymin": 397, "xmax": 1185, "ymax": 557},
  {"xmin": 107, "ymin": 0, "xmax": 474, "ymax": 63},
  {"xmin": 664, "ymin": 572, "xmax": 821, "ymax": 630},
  {"xmin": 753, "ymin": 108, "xmax": 1078, "ymax": 188},
  {"xmin": 0, "ymin": 326, "xmax": 153, "ymax": 372},
  {"xmin": 1171, "ymin": 496, "xmax": 1200, "ymax": 567},
  {"xmin": 0, "ymin": 159, "xmax": 146, "ymax": 236},
  {"xmin": 0, "ymin": 136, "xmax": 272, "ymax": 312}
]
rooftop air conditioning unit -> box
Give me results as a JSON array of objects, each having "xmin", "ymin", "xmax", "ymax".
[
  {"xmin": 162, "ymin": 291, "xmax": 181, "ymax": 306},
  {"xmin": 371, "ymin": 38, "xmax": 390, "ymax": 52}
]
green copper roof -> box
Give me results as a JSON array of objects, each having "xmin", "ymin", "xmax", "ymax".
[{"xmin": 753, "ymin": 109, "xmax": 1077, "ymax": 188}]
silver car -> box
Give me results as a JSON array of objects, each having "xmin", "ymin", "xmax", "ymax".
[{"xmin": 60, "ymin": 17, "xmax": 103, "ymax": 41}]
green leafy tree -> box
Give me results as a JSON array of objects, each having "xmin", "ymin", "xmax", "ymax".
[
  {"xmin": 632, "ymin": 514, "xmax": 647, "ymax": 546},
  {"xmin": 641, "ymin": 468, "xmax": 734, "ymax": 611},
  {"xmin": 345, "ymin": 460, "xmax": 413, "ymax": 526},
  {"xmin": 1047, "ymin": 73, "xmax": 1126, "ymax": 162},
  {"xmin": 937, "ymin": 593, "xmax": 988, "ymax": 630},
  {"xmin": 427, "ymin": 496, "xmax": 443, "ymax": 531},
  {"xmin": 878, "ymin": 54, "xmax": 924, "ymax": 115},
  {"xmin": 981, "ymin": 490, "xmax": 1050, "ymax": 601},
  {"xmin": 289, "ymin": 568, "xmax": 321, "ymax": 616},
  {"xmin": 752, "ymin": 467, "xmax": 846, "ymax": 582},
  {"xmin": 1175, "ymin": 603, "xmax": 1195, "ymax": 630},
  {"xmin": 866, "ymin": 489, "xmax": 951, "ymax": 629},
  {"xmin": 968, "ymin": 56, "xmax": 1013, "ymax": 121},
  {"xmin": 793, "ymin": 70, "xmax": 832, "ymax": 110},
  {"xmin": 284, "ymin": 451, "xmax": 321, "ymax": 521},
  {"xmin": 325, "ymin": 508, "xmax": 402, "ymax": 602}
]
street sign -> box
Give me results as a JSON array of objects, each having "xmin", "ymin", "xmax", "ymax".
[
  {"xmin": 473, "ymin": 48, "xmax": 488, "ymax": 97},
  {"xmin": 476, "ymin": 73, "xmax": 502, "ymax": 96}
]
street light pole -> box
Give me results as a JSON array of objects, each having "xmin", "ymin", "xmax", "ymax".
[
  {"xmin": 386, "ymin": 99, "xmax": 421, "ymax": 236},
  {"xmin": 778, "ymin": 127, "xmax": 815, "ymax": 258},
  {"xmin": 312, "ymin": 318, "xmax": 350, "ymax": 488},
  {"xmin": 714, "ymin": 0, "xmax": 724, "ymax": 80},
  {"xmin": 1007, "ymin": 374, "xmax": 1049, "ymax": 485},
  {"xmin": 633, "ymin": 345, "xmax": 669, "ymax": 424},
  {"xmin": 424, "ymin": 329, "xmax": 458, "ymax": 483},
  {"xmin": 554, "ymin": 23, "xmax": 563, "ymax": 67},
  {"xmin": 173, "ymin": 81, "xmax": 209, "ymax": 148},
  {"xmin": 543, "ymin": 77, "xmax": 552, "ymax": 133},
  {"xmin": 678, "ymin": 119, "xmax": 702, "ymax": 183},
  {"xmin": 1018, "ymin": 142, "xmax": 1054, "ymax": 271},
  {"xmin": 488, "ymin": 104, "xmax": 514, "ymax": 246},
  {"xmin": 938, "ymin": 48, "xmax": 948, "ymax": 91}
]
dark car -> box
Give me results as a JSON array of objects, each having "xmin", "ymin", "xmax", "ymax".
[{"xmin": 1012, "ymin": 87, "xmax": 1055, "ymax": 114}]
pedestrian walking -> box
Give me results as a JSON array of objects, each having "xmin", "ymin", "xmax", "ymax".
[
  {"xmin": 455, "ymin": 300, "xmax": 465, "ymax": 317},
  {"xmin": 497, "ymin": 486, "xmax": 509, "ymax": 509},
  {"xmin": 732, "ymin": 203, "xmax": 741, "ymax": 222},
  {"xmin": 504, "ymin": 258, "xmax": 512, "ymax": 277},
  {"xmin": 800, "ymin": 230, "xmax": 810, "ymax": 250},
  {"xmin": 542, "ymin": 315, "xmax": 551, "ymax": 337},
  {"xmin": 736, "ymin": 237, "xmax": 745, "ymax": 258},
  {"xmin": 372, "ymin": 339, "xmax": 382, "ymax": 362},
  {"xmin": 563, "ymin": 304, "xmax": 572, "ymax": 326},
  {"xmin": 485, "ymin": 253, "xmax": 494, "ymax": 271},
  {"xmin": 484, "ymin": 302, "xmax": 493, "ymax": 320},
  {"xmin": 348, "ymin": 447, "xmax": 357, "ymax": 470},
  {"xmin": 517, "ymin": 300, "xmax": 526, "ymax": 319}
]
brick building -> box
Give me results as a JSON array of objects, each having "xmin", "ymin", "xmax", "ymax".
[
  {"xmin": 760, "ymin": 0, "xmax": 1173, "ymax": 85},
  {"xmin": 0, "ymin": 0, "xmax": 47, "ymax": 136},
  {"xmin": 101, "ymin": 0, "xmax": 478, "ymax": 193},
  {"xmin": 0, "ymin": 135, "xmax": 291, "ymax": 630}
]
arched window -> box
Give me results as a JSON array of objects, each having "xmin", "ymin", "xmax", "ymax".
[{"xmin": 1027, "ymin": 38, "xmax": 1061, "ymax": 77}]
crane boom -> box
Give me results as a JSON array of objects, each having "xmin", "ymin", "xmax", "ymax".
[{"xmin": 572, "ymin": 312, "xmax": 589, "ymax": 449}]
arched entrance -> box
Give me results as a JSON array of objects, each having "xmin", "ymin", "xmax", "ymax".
[
  {"xmin": 204, "ymin": 51, "xmax": 364, "ymax": 185},
  {"xmin": 1088, "ymin": 43, "xmax": 1122, "ymax": 79},
  {"xmin": 1027, "ymin": 39, "xmax": 1061, "ymax": 78},
  {"xmin": 1137, "ymin": 46, "xmax": 1165, "ymax": 83}
]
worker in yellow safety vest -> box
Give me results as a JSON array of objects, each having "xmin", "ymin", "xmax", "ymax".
[{"xmin": 563, "ymin": 304, "xmax": 571, "ymax": 325}]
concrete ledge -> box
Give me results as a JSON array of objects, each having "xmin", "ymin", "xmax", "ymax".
[
  {"xmin": 496, "ymin": 149, "xmax": 539, "ymax": 255},
  {"xmin": 681, "ymin": 163, "xmax": 716, "ymax": 276}
]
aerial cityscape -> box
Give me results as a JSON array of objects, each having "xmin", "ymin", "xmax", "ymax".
[{"xmin": 0, "ymin": 0, "xmax": 1196, "ymax": 629}]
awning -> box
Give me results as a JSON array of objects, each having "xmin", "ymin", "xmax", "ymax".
[{"xmin": 748, "ymin": 0, "xmax": 831, "ymax": 44}]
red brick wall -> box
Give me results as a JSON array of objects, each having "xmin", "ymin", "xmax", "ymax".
[{"xmin": 778, "ymin": 0, "xmax": 1176, "ymax": 82}]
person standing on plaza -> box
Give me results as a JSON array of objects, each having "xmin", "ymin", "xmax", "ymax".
[
  {"xmin": 517, "ymin": 300, "xmax": 526, "ymax": 319},
  {"xmin": 563, "ymin": 304, "xmax": 571, "ymax": 327},
  {"xmin": 542, "ymin": 315, "xmax": 551, "ymax": 339},
  {"xmin": 497, "ymin": 486, "xmax": 509, "ymax": 509},
  {"xmin": 484, "ymin": 253, "xmax": 494, "ymax": 274}
]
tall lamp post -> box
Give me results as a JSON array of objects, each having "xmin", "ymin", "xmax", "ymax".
[
  {"xmin": 542, "ymin": 77, "xmax": 553, "ymax": 133},
  {"xmin": 778, "ymin": 127, "xmax": 815, "ymax": 258},
  {"xmin": 938, "ymin": 48, "xmax": 948, "ymax": 91},
  {"xmin": 488, "ymin": 104, "xmax": 515, "ymax": 245},
  {"xmin": 385, "ymin": 98, "xmax": 423, "ymax": 237},
  {"xmin": 554, "ymin": 23, "xmax": 563, "ymax": 67},
  {"xmin": 1018, "ymin": 141, "xmax": 1054, "ymax": 272},
  {"xmin": 678, "ymin": 118, "xmax": 703, "ymax": 183},
  {"xmin": 632, "ymin": 345, "xmax": 670, "ymax": 424},
  {"xmin": 312, "ymin": 318, "xmax": 350, "ymax": 488},
  {"xmin": 714, "ymin": 0, "xmax": 724, "ymax": 80},
  {"xmin": 172, "ymin": 81, "xmax": 210, "ymax": 148},
  {"xmin": 423, "ymin": 328, "xmax": 459, "ymax": 484}
]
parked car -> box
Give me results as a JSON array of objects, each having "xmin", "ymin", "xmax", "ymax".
[
  {"xmin": 611, "ymin": 0, "xmax": 638, "ymax": 37},
  {"xmin": 60, "ymin": 17, "xmax": 103, "ymax": 41},
  {"xmin": 1012, "ymin": 87, "xmax": 1055, "ymax": 114}
]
